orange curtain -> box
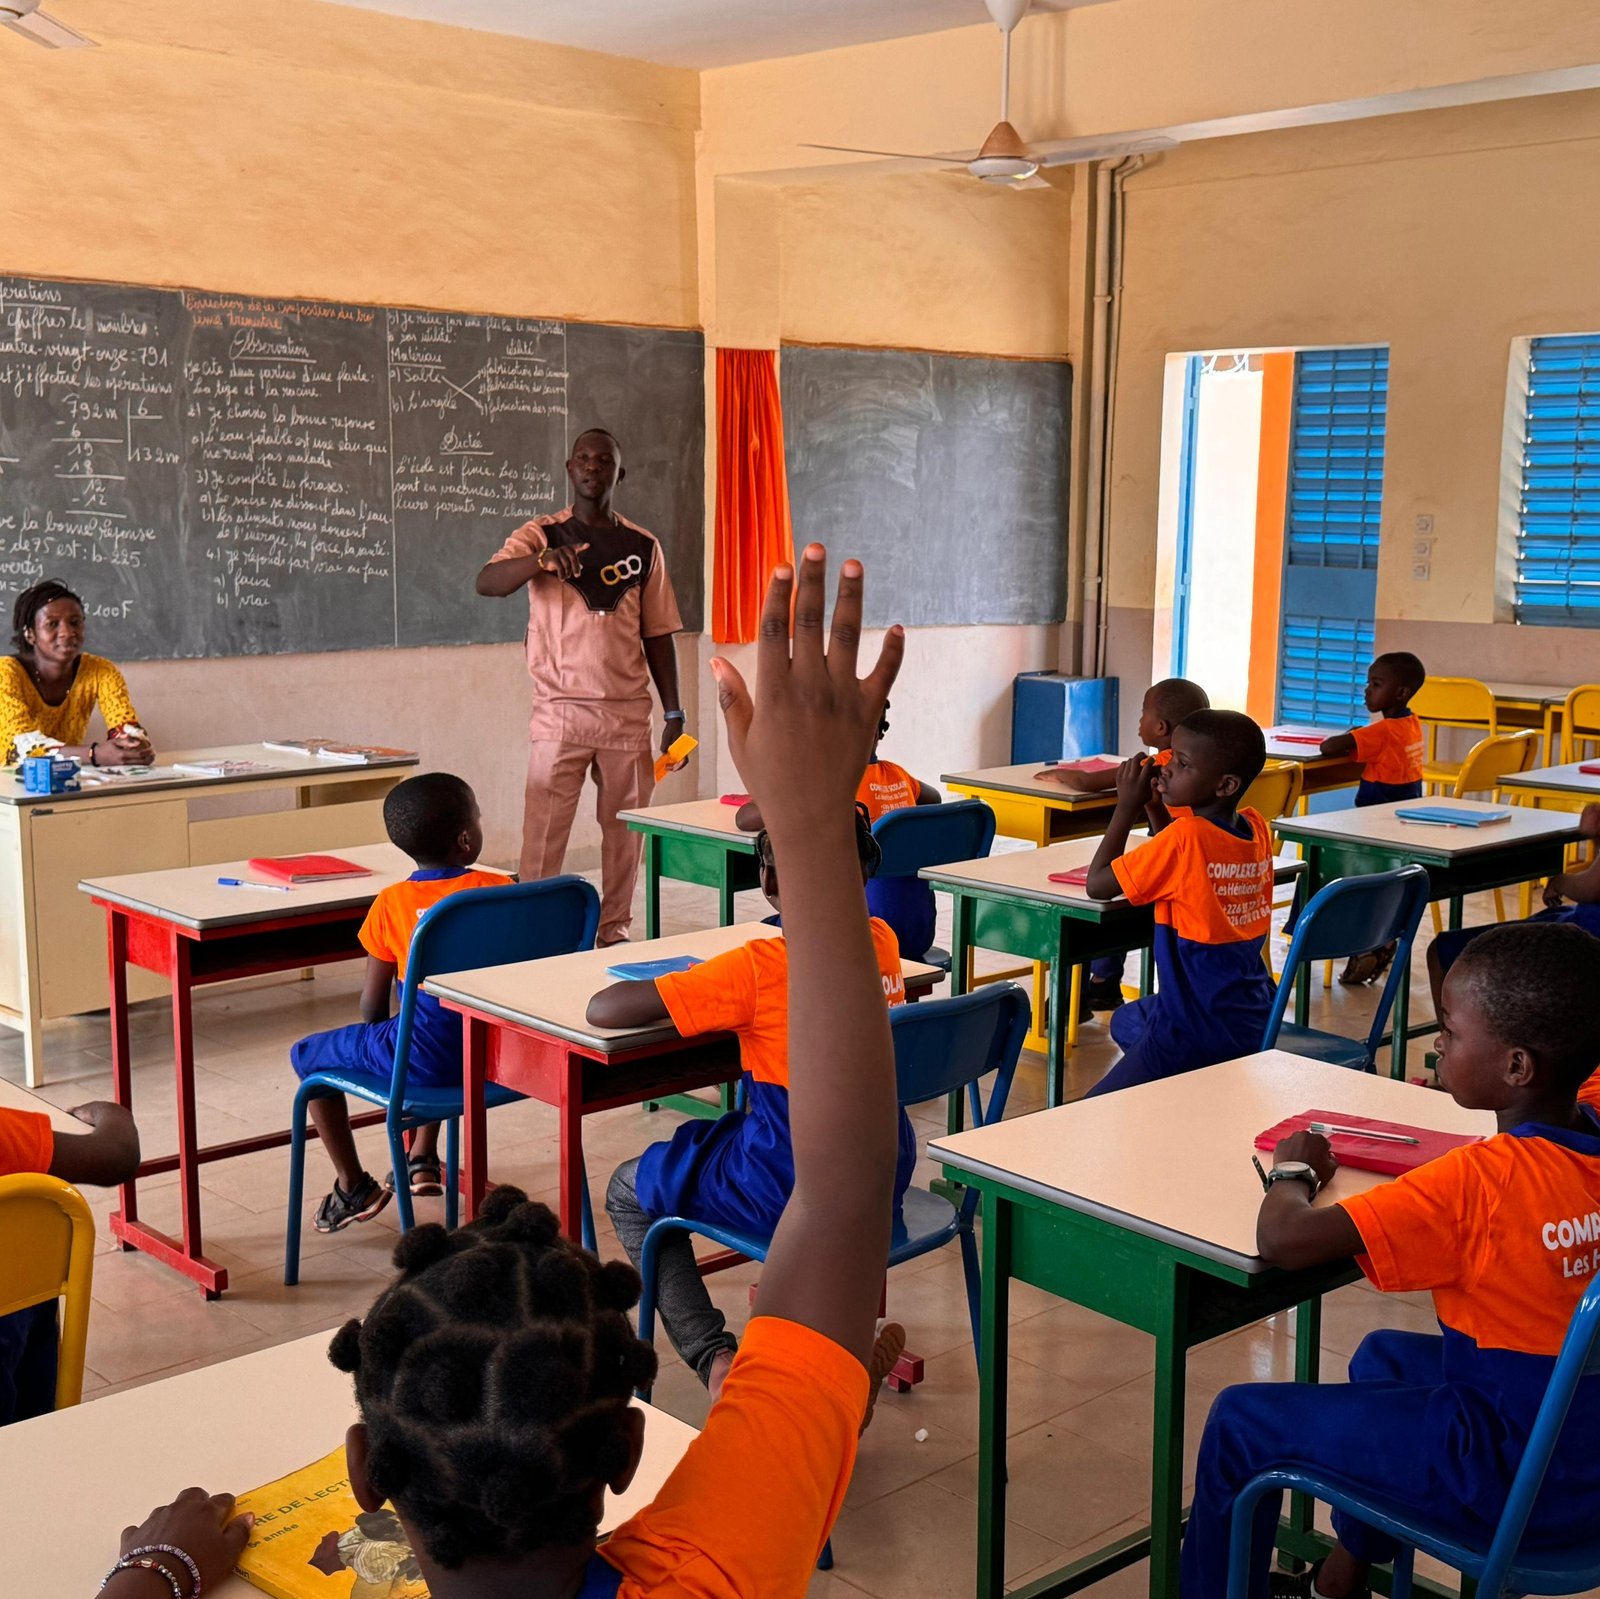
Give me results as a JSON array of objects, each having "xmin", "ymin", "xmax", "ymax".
[{"xmin": 712, "ymin": 348, "xmax": 794, "ymax": 644}]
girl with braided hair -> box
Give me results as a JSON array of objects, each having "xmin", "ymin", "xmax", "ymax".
[{"xmin": 100, "ymin": 546, "xmax": 911, "ymax": 1599}]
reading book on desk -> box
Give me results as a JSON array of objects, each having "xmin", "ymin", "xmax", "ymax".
[
  {"xmin": 1047, "ymin": 865, "xmax": 1093, "ymax": 888},
  {"xmin": 247, "ymin": 854, "xmax": 375, "ymax": 884},
  {"xmin": 1255, "ymin": 1108, "xmax": 1483, "ymax": 1177},
  {"xmin": 608, "ymin": 955, "xmax": 703, "ymax": 981},
  {"xmin": 263, "ymin": 738, "xmax": 341, "ymax": 756},
  {"xmin": 173, "ymin": 759, "xmax": 280, "ymax": 778},
  {"xmin": 235, "ymin": 1445, "xmax": 429, "ymax": 1599},
  {"xmin": 1036, "ymin": 757, "xmax": 1120, "ymax": 782},
  {"xmin": 1266, "ymin": 727, "xmax": 1338, "ymax": 747},
  {"xmin": 1393, "ymin": 804, "xmax": 1513, "ymax": 828},
  {"xmin": 316, "ymin": 744, "xmax": 417, "ymax": 765}
]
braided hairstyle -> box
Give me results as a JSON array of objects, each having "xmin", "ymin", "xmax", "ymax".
[
  {"xmin": 327, "ymin": 1186, "xmax": 658, "ymax": 1570},
  {"xmin": 11, "ymin": 579, "xmax": 82, "ymax": 655}
]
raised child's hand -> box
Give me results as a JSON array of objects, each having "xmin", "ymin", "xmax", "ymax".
[
  {"xmin": 1113, "ymin": 752, "xmax": 1155, "ymax": 809},
  {"xmin": 711, "ymin": 545, "xmax": 902, "ymax": 844},
  {"xmin": 117, "ymin": 1486, "xmax": 254, "ymax": 1593}
]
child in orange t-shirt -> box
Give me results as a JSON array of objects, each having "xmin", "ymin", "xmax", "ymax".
[
  {"xmin": 108, "ymin": 548, "xmax": 921, "ymax": 1599},
  {"xmin": 0, "ymin": 1098, "xmax": 139, "ymax": 1428},
  {"xmin": 291, "ymin": 773, "xmax": 506, "ymax": 1233},
  {"xmin": 1183, "ymin": 920, "xmax": 1600, "ymax": 1599},
  {"xmin": 1319, "ymin": 651, "xmax": 1426, "ymax": 807}
]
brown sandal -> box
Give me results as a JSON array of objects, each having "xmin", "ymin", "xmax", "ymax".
[{"xmin": 860, "ymin": 1322, "xmax": 908, "ymax": 1435}]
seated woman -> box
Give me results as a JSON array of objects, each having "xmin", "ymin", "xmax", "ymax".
[{"xmin": 0, "ymin": 581, "xmax": 152, "ymax": 768}]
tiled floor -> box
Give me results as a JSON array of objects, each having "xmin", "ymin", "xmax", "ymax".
[{"xmin": 1, "ymin": 865, "xmax": 1496, "ymax": 1597}]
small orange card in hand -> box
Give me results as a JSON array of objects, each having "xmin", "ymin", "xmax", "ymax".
[{"xmin": 655, "ymin": 734, "xmax": 697, "ymax": 783}]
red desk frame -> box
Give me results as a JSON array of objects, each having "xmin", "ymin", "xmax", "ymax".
[{"xmin": 93, "ymin": 896, "xmax": 388, "ymax": 1298}]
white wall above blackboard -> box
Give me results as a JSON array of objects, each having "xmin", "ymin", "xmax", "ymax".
[
  {"xmin": 780, "ymin": 343, "xmax": 1071, "ymax": 629},
  {"xmin": 0, "ymin": 276, "xmax": 705, "ymax": 660}
]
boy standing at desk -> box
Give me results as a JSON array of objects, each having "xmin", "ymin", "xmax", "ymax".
[
  {"xmin": 595, "ymin": 807, "xmax": 913, "ymax": 1401},
  {"xmin": 0, "ymin": 1097, "xmax": 139, "ymax": 1426},
  {"xmin": 1084, "ymin": 710, "xmax": 1274, "ymax": 1097},
  {"xmin": 293, "ymin": 773, "xmax": 505, "ymax": 1231},
  {"xmin": 1182, "ymin": 921, "xmax": 1600, "ymax": 1599}
]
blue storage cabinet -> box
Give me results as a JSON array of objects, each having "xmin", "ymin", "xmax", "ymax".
[{"xmin": 1011, "ymin": 674, "xmax": 1119, "ymax": 765}]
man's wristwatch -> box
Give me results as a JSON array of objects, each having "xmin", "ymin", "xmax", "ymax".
[
  {"xmin": 1266, "ymin": 1161, "xmax": 1320, "ymax": 1196},
  {"xmin": 664, "ymin": 711, "xmax": 686, "ymax": 723}
]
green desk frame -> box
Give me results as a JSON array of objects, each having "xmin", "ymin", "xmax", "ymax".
[
  {"xmin": 967, "ymin": 1174, "xmax": 1356, "ymax": 1599},
  {"xmin": 1275, "ymin": 824, "xmax": 1576, "ymax": 1078}
]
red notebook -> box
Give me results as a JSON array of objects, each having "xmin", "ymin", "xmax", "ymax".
[
  {"xmin": 719, "ymin": 793, "xmax": 750, "ymax": 807},
  {"xmin": 1271, "ymin": 733, "xmax": 1332, "ymax": 747},
  {"xmin": 246, "ymin": 854, "xmax": 374, "ymax": 885},
  {"xmin": 1047, "ymin": 865, "xmax": 1093, "ymax": 887},
  {"xmin": 1254, "ymin": 1108, "xmax": 1483, "ymax": 1176},
  {"xmin": 1039, "ymin": 757, "xmax": 1120, "ymax": 779},
  {"xmin": 1579, "ymin": 763, "xmax": 1600, "ymax": 776}
]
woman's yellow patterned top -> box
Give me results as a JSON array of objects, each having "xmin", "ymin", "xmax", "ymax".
[{"xmin": 0, "ymin": 654, "xmax": 140, "ymax": 761}]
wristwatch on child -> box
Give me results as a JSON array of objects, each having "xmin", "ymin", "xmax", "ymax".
[{"xmin": 1266, "ymin": 1161, "xmax": 1320, "ymax": 1196}]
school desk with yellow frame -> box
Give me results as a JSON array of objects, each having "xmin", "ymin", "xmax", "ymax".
[
  {"xmin": 931, "ymin": 1051, "xmax": 1494, "ymax": 1599},
  {"xmin": 0, "ymin": 742, "xmax": 415, "ymax": 1087}
]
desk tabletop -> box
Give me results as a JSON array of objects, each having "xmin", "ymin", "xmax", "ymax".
[
  {"xmin": 0, "ymin": 742, "xmax": 416, "ymax": 807},
  {"xmin": 619, "ymin": 798, "xmax": 755, "ymax": 843},
  {"xmin": 1502, "ymin": 761, "xmax": 1600, "ymax": 799},
  {"xmin": 0, "ymin": 1330, "xmax": 696, "ymax": 1597},
  {"xmin": 0, "ymin": 1073, "xmax": 84, "ymax": 1135},
  {"xmin": 942, "ymin": 762, "xmax": 1119, "ymax": 808},
  {"xmin": 1275, "ymin": 796, "xmax": 1580, "ymax": 857},
  {"xmin": 79, "ymin": 841, "xmax": 420, "ymax": 930},
  {"xmin": 427, "ymin": 922, "xmax": 940, "ymax": 1055},
  {"xmin": 1484, "ymin": 680, "xmax": 1569, "ymax": 706},
  {"xmin": 1260, "ymin": 730, "xmax": 1351, "ymax": 765},
  {"xmin": 932, "ymin": 1051, "xmax": 1493, "ymax": 1272},
  {"xmin": 922, "ymin": 834, "xmax": 1304, "ymax": 911}
]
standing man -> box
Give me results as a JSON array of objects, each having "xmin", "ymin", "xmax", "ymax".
[{"xmin": 476, "ymin": 428, "xmax": 686, "ymax": 945}]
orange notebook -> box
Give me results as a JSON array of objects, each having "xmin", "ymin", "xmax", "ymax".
[
  {"xmin": 247, "ymin": 854, "xmax": 374, "ymax": 885},
  {"xmin": 1255, "ymin": 1108, "xmax": 1483, "ymax": 1176}
]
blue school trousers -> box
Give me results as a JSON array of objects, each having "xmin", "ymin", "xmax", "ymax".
[
  {"xmin": 290, "ymin": 995, "xmax": 462, "ymax": 1090},
  {"xmin": 0, "ymin": 1303, "xmax": 56, "ymax": 1428},
  {"xmin": 1356, "ymin": 778, "xmax": 1423, "ymax": 807},
  {"xmin": 1181, "ymin": 1329, "xmax": 1600, "ymax": 1599}
]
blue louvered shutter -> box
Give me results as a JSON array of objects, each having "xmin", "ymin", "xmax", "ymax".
[
  {"xmin": 1276, "ymin": 348, "xmax": 1388, "ymax": 725},
  {"xmin": 1514, "ymin": 334, "xmax": 1600, "ymax": 626}
]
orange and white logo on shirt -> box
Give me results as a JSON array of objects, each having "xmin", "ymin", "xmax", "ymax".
[{"xmin": 857, "ymin": 760, "xmax": 919, "ymax": 823}]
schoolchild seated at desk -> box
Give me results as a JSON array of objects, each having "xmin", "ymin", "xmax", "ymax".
[
  {"xmin": 1084, "ymin": 710, "xmax": 1275, "ymax": 1098},
  {"xmin": 101, "ymin": 546, "xmax": 923, "ymax": 1599},
  {"xmin": 1182, "ymin": 922, "xmax": 1600, "ymax": 1599},
  {"xmin": 0, "ymin": 1098, "xmax": 139, "ymax": 1427},
  {"xmin": 596, "ymin": 804, "xmax": 912, "ymax": 1404},
  {"xmin": 1040, "ymin": 676, "xmax": 1210, "ymax": 1014},
  {"xmin": 292, "ymin": 773, "xmax": 506, "ymax": 1233}
]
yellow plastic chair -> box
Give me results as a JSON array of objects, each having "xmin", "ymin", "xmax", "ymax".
[
  {"xmin": 1239, "ymin": 762, "xmax": 1306, "ymax": 980},
  {"xmin": 1559, "ymin": 685, "xmax": 1600, "ymax": 764},
  {"xmin": 1412, "ymin": 677, "xmax": 1498, "ymax": 794},
  {"xmin": 1425, "ymin": 730, "xmax": 1541, "ymax": 935},
  {"xmin": 0, "ymin": 1173, "xmax": 96, "ymax": 1410}
]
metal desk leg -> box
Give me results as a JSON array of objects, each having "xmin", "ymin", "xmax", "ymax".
[
  {"xmin": 948, "ymin": 894, "xmax": 975, "ymax": 1138},
  {"xmin": 167, "ymin": 936, "xmax": 209, "ymax": 1292},
  {"xmin": 461, "ymin": 1015, "xmax": 490, "ymax": 1222},
  {"xmin": 1149, "ymin": 1263, "xmax": 1190, "ymax": 1599},
  {"xmin": 1286, "ymin": 1299, "xmax": 1324, "ymax": 1563},
  {"xmin": 976, "ymin": 1193, "xmax": 1012, "ymax": 1599},
  {"xmin": 107, "ymin": 910, "xmax": 136, "ymax": 1244},
  {"xmin": 1049, "ymin": 956, "xmax": 1072, "ymax": 1108},
  {"xmin": 644, "ymin": 833, "xmax": 663, "ymax": 941}
]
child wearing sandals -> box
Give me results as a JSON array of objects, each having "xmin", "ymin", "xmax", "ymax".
[{"xmin": 100, "ymin": 546, "xmax": 914, "ymax": 1599}]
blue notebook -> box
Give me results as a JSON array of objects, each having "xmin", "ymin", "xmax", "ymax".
[
  {"xmin": 605, "ymin": 955, "xmax": 704, "ymax": 981},
  {"xmin": 1393, "ymin": 805, "xmax": 1513, "ymax": 828}
]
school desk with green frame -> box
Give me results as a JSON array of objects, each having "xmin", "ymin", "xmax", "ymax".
[
  {"xmin": 0, "ymin": 742, "xmax": 415, "ymax": 1088},
  {"xmin": 619, "ymin": 798, "xmax": 760, "ymax": 941},
  {"xmin": 1273, "ymin": 797, "xmax": 1582, "ymax": 1075},
  {"xmin": 1501, "ymin": 759, "xmax": 1600, "ymax": 808},
  {"xmin": 930, "ymin": 1050, "xmax": 1495, "ymax": 1599},
  {"xmin": 921, "ymin": 837, "xmax": 1306, "ymax": 1108},
  {"xmin": 0, "ymin": 1329, "xmax": 697, "ymax": 1597}
]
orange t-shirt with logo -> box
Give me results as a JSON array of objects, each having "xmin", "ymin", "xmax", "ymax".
[
  {"xmin": 857, "ymin": 760, "xmax": 920, "ymax": 823},
  {"xmin": 1111, "ymin": 808, "xmax": 1274, "ymax": 944},
  {"xmin": 601, "ymin": 1316, "xmax": 866, "ymax": 1598},
  {"xmin": 1350, "ymin": 713, "xmax": 1425, "ymax": 787},
  {"xmin": 358, "ymin": 868, "xmax": 509, "ymax": 979},
  {"xmin": 0, "ymin": 1107, "xmax": 52, "ymax": 1178}
]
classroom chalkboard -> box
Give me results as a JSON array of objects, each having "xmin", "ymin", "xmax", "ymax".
[
  {"xmin": 780, "ymin": 343, "xmax": 1070, "ymax": 628},
  {"xmin": 0, "ymin": 276, "xmax": 705, "ymax": 660}
]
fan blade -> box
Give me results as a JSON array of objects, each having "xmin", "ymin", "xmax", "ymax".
[
  {"xmin": 799, "ymin": 142, "xmax": 971, "ymax": 165},
  {"xmin": 0, "ymin": 7, "xmax": 96, "ymax": 46},
  {"xmin": 1010, "ymin": 175, "xmax": 1053, "ymax": 190},
  {"xmin": 1034, "ymin": 135, "xmax": 1178, "ymax": 169}
]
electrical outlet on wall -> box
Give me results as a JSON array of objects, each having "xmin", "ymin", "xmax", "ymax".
[{"xmin": 1414, "ymin": 514, "xmax": 1435, "ymax": 535}]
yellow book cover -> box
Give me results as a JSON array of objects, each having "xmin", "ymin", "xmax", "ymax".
[{"xmin": 234, "ymin": 1446, "xmax": 430, "ymax": 1599}]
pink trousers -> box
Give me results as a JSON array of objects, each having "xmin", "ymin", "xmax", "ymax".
[{"xmin": 521, "ymin": 741, "xmax": 654, "ymax": 944}]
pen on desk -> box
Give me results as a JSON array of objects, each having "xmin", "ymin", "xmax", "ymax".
[
  {"xmin": 1251, "ymin": 1154, "xmax": 1270, "ymax": 1192},
  {"xmin": 1309, "ymin": 1121, "xmax": 1420, "ymax": 1145},
  {"xmin": 217, "ymin": 877, "xmax": 292, "ymax": 893}
]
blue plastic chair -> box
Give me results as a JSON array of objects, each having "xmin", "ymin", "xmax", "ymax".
[
  {"xmin": 284, "ymin": 876, "xmax": 600, "ymax": 1285},
  {"xmin": 634, "ymin": 982, "xmax": 1030, "ymax": 1396},
  {"xmin": 870, "ymin": 800, "xmax": 997, "ymax": 968},
  {"xmin": 1226, "ymin": 1274, "xmax": 1600, "ymax": 1599},
  {"xmin": 1261, "ymin": 867, "xmax": 1430, "ymax": 1071}
]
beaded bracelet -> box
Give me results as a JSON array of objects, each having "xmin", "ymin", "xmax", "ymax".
[
  {"xmin": 127, "ymin": 1544, "xmax": 202, "ymax": 1597},
  {"xmin": 100, "ymin": 1555, "xmax": 184, "ymax": 1599}
]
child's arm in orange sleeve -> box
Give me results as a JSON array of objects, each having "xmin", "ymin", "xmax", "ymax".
[
  {"xmin": 915, "ymin": 777, "xmax": 942, "ymax": 804},
  {"xmin": 586, "ymin": 979, "xmax": 673, "ymax": 1029},
  {"xmin": 1254, "ymin": 1131, "xmax": 1364, "ymax": 1271},
  {"xmin": 1086, "ymin": 755, "xmax": 1157, "ymax": 898},
  {"xmin": 1320, "ymin": 730, "xmax": 1358, "ymax": 758},
  {"xmin": 48, "ymin": 1102, "xmax": 141, "ymax": 1187},
  {"xmin": 712, "ymin": 548, "xmax": 905, "ymax": 1371}
]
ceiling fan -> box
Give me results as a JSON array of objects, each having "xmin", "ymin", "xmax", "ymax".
[
  {"xmin": 802, "ymin": 0, "xmax": 1173, "ymax": 188},
  {"xmin": 0, "ymin": 0, "xmax": 95, "ymax": 47}
]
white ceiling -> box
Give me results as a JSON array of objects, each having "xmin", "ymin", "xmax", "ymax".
[{"xmin": 320, "ymin": 0, "xmax": 1098, "ymax": 70}]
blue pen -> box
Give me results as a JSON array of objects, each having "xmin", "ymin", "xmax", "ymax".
[{"xmin": 217, "ymin": 877, "xmax": 292, "ymax": 892}]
